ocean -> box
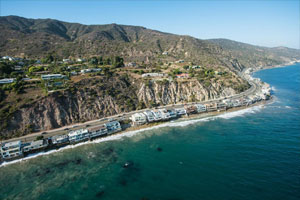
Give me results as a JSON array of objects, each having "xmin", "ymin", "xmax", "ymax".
[{"xmin": 0, "ymin": 64, "xmax": 299, "ymax": 200}]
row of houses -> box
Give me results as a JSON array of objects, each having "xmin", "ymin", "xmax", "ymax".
[
  {"xmin": 129, "ymin": 93, "xmax": 271, "ymax": 127},
  {"xmin": 130, "ymin": 104, "xmax": 209, "ymax": 126},
  {"xmin": 0, "ymin": 121, "xmax": 122, "ymax": 161}
]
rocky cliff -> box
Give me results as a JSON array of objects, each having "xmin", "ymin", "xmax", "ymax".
[{"xmin": 0, "ymin": 75, "xmax": 248, "ymax": 139}]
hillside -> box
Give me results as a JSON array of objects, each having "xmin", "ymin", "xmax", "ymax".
[
  {"xmin": 1, "ymin": 15, "xmax": 299, "ymax": 71},
  {"xmin": 0, "ymin": 70, "xmax": 248, "ymax": 139}
]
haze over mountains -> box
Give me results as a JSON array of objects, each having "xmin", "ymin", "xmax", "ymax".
[{"xmin": 1, "ymin": 15, "xmax": 299, "ymax": 71}]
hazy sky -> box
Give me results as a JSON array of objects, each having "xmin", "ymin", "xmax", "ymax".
[{"xmin": 1, "ymin": 0, "xmax": 299, "ymax": 49}]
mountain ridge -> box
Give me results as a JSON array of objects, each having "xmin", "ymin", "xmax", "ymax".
[{"xmin": 1, "ymin": 15, "xmax": 299, "ymax": 71}]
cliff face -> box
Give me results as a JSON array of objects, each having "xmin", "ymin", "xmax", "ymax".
[
  {"xmin": 137, "ymin": 80, "xmax": 236, "ymax": 105},
  {"xmin": 1, "ymin": 75, "xmax": 247, "ymax": 139}
]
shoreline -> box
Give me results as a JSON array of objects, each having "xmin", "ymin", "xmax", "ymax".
[
  {"xmin": 1, "ymin": 61, "xmax": 294, "ymax": 166},
  {"xmin": 2, "ymin": 61, "xmax": 296, "ymax": 144},
  {"xmin": 0, "ymin": 98, "xmax": 273, "ymax": 167}
]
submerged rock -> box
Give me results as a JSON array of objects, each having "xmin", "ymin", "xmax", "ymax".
[
  {"xmin": 95, "ymin": 190, "xmax": 105, "ymax": 198},
  {"xmin": 157, "ymin": 147, "xmax": 163, "ymax": 152}
]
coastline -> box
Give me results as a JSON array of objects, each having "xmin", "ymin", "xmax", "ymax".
[
  {"xmin": 0, "ymin": 98, "xmax": 273, "ymax": 168},
  {"xmin": 1, "ymin": 61, "xmax": 293, "ymax": 166}
]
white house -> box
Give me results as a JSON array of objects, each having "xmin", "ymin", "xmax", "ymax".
[
  {"xmin": 41, "ymin": 74, "xmax": 66, "ymax": 80},
  {"xmin": 63, "ymin": 59, "xmax": 72, "ymax": 63},
  {"xmin": 23, "ymin": 140, "xmax": 48, "ymax": 153},
  {"xmin": 51, "ymin": 135, "xmax": 69, "ymax": 145},
  {"xmin": 194, "ymin": 104, "xmax": 207, "ymax": 113},
  {"xmin": 151, "ymin": 110, "xmax": 163, "ymax": 121},
  {"xmin": 141, "ymin": 73, "xmax": 165, "ymax": 78},
  {"xmin": 88, "ymin": 124, "xmax": 108, "ymax": 139},
  {"xmin": 0, "ymin": 141, "xmax": 23, "ymax": 160},
  {"xmin": 174, "ymin": 107, "xmax": 187, "ymax": 115},
  {"xmin": 68, "ymin": 129, "xmax": 89, "ymax": 143},
  {"xmin": 0, "ymin": 78, "xmax": 16, "ymax": 84},
  {"xmin": 105, "ymin": 121, "xmax": 122, "ymax": 134},
  {"xmin": 158, "ymin": 109, "xmax": 171, "ymax": 120},
  {"xmin": 81, "ymin": 68, "xmax": 102, "ymax": 74},
  {"xmin": 167, "ymin": 109, "xmax": 177, "ymax": 118},
  {"xmin": 14, "ymin": 66, "xmax": 23, "ymax": 71},
  {"xmin": 131, "ymin": 113, "xmax": 147, "ymax": 126},
  {"xmin": 143, "ymin": 110, "xmax": 156, "ymax": 122}
]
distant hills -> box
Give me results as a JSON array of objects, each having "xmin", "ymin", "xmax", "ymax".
[{"xmin": 1, "ymin": 15, "xmax": 299, "ymax": 70}]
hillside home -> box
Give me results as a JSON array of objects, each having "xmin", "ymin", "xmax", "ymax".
[
  {"xmin": 126, "ymin": 62, "xmax": 137, "ymax": 67},
  {"xmin": 0, "ymin": 78, "xmax": 16, "ymax": 84},
  {"xmin": 176, "ymin": 73, "xmax": 189, "ymax": 78},
  {"xmin": 142, "ymin": 73, "xmax": 165, "ymax": 78},
  {"xmin": 41, "ymin": 74, "xmax": 66, "ymax": 80}
]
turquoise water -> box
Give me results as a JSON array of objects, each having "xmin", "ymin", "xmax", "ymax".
[{"xmin": 1, "ymin": 64, "xmax": 300, "ymax": 200}]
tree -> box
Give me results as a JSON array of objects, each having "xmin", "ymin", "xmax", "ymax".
[
  {"xmin": 0, "ymin": 62, "xmax": 13, "ymax": 76},
  {"xmin": 113, "ymin": 56, "xmax": 124, "ymax": 68},
  {"xmin": 183, "ymin": 65, "xmax": 190, "ymax": 70},
  {"xmin": 90, "ymin": 57, "xmax": 98, "ymax": 65},
  {"xmin": 104, "ymin": 58, "xmax": 112, "ymax": 65},
  {"xmin": 98, "ymin": 56, "xmax": 103, "ymax": 65}
]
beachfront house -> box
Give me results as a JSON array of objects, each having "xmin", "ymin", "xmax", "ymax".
[
  {"xmin": 22, "ymin": 140, "xmax": 48, "ymax": 153},
  {"xmin": 151, "ymin": 110, "xmax": 163, "ymax": 121},
  {"xmin": 0, "ymin": 141, "xmax": 23, "ymax": 160},
  {"xmin": 167, "ymin": 109, "xmax": 177, "ymax": 118},
  {"xmin": 68, "ymin": 129, "xmax": 89, "ymax": 143},
  {"xmin": 194, "ymin": 104, "xmax": 207, "ymax": 113},
  {"xmin": 131, "ymin": 113, "xmax": 147, "ymax": 126},
  {"xmin": 88, "ymin": 124, "xmax": 108, "ymax": 139},
  {"xmin": 105, "ymin": 121, "xmax": 122, "ymax": 134},
  {"xmin": 51, "ymin": 135, "xmax": 69, "ymax": 145},
  {"xmin": 143, "ymin": 110, "xmax": 156, "ymax": 122},
  {"xmin": 159, "ymin": 109, "xmax": 171, "ymax": 120},
  {"xmin": 223, "ymin": 99, "xmax": 234, "ymax": 108},
  {"xmin": 217, "ymin": 102, "xmax": 227, "ymax": 111},
  {"xmin": 185, "ymin": 105, "xmax": 198, "ymax": 114},
  {"xmin": 175, "ymin": 107, "xmax": 187, "ymax": 116},
  {"xmin": 206, "ymin": 103, "xmax": 218, "ymax": 112},
  {"xmin": 41, "ymin": 74, "xmax": 67, "ymax": 80}
]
